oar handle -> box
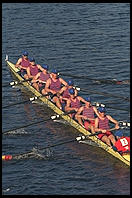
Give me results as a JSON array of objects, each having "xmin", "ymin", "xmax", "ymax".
[
  {"xmin": 29, "ymin": 96, "xmax": 38, "ymax": 101},
  {"xmin": 10, "ymin": 81, "xmax": 19, "ymax": 86},
  {"xmin": 119, "ymin": 121, "xmax": 130, "ymax": 127},
  {"xmin": 73, "ymin": 86, "xmax": 80, "ymax": 91},
  {"xmin": 76, "ymin": 132, "xmax": 102, "ymax": 141},
  {"xmin": 92, "ymin": 102, "xmax": 105, "ymax": 107}
]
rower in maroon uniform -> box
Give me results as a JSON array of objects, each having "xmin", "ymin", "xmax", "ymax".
[
  {"xmin": 65, "ymin": 88, "xmax": 88, "ymax": 118},
  {"xmin": 59, "ymin": 80, "xmax": 78, "ymax": 111},
  {"xmin": 75, "ymin": 97, "xmax": 100, "ymax": 133},
  {"xmin": 94, "ymin": 107, "xmax": 119, "ymax": 147},
  {"xmin": 26, "ymin": 57, "xmax": 44, "ymax": 80},
  {"xmin": 45, "ymin": 69, "xmax": 68, "ymax": 109},
  {"xmin": 15, "ymin": 51, "xmax": 30, "ymax": 79},
  {"xmin": 31, "ymin": 64, "xmax": 50, "ymax": 92}
]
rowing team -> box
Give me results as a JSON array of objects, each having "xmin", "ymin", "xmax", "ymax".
[{"xmin": 15, "ymin": 51, "xmax": 130, "ymax": 153}]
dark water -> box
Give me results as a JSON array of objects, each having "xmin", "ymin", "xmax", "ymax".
[{"xmin": 2, "ymin": 3, "xmax": 130, "ymax": 195}]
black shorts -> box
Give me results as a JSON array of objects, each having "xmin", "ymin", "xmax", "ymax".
[
  {"xmin": 39, "ymin": 85, "xmax": 45, "ymax": 93},
  {"xmin": 21, "ymin": 70, "xmax": 27, "ymax": 78}
]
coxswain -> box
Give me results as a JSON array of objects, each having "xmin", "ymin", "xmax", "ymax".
[
  {"xmin": 94, "ymin": 107, "xmax": 119, "ymax": 147},
  {"xmin": 113, "ymin": 130, "xmax": 130, "ymax": 153},
  {"xmin": 31, "ymin": 64, "xmax": 50, "ymax": 92},
  {"xmin": 26, "ymin": 57, "xmax": 44, "ymax": 80},
  {"xmin": 65, "ymin": 88, "xmax": 87, "ymax": 118},
  {"xmin": 44, "ymin": 69, "xmax": 68, "ymax": 109},
  {"xmin": 75, "ymin": 97, "xmax": 100, "ymax": 133},
  {"xmin": 15, "ymin": 51, "xmax": 30, "ymax": 79}
]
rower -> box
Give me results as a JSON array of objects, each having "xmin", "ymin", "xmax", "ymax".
[
  {"xmin": 113, "ymin": 130, "xmax": 130, "ymax": 153},
  {"xmin": 15, "ymin": 51, "xmax": 30, "ymax": 79},
  {"xmin": 65, "ymin": 88, "xmax": 88, "ymax": 118},
  {"xmin": 60, "ymin": 80, "xmax": 77, "ymax": 98},
  {"xmin": 94, "ymin": 107, "xmax": 119, "ymax": 147},
  {"xmin": 58, "ymin": 80, "xmax": 78, "ymax": 111},
  {"xmin": 31, "ymin": 64, "xmax": 50, "ymax": 92},
  {"xmin": 75, "ymin": 97, "xmax": 100, "ymax": 133},
  {"xmin": 44, "ymin": 69, "xmax": 68, "ymax": 109},
  {"xmin": 26, "ymin": 57, "xmax": 44, "ymax": 80}
]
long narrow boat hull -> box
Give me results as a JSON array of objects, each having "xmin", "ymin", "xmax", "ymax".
[{"xmin": 5, "ymin": 59, "xmax": 130, "ymax": 166}]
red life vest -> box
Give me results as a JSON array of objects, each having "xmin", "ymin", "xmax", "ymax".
[
  {"xmin": 115, "ymin": 136, "xmax": 130, "ymax": 152},
  {"xmin": 98, "ymin": 116, "xmax": 109, "ymax": 130},
  {"xmin": 50, "ymin": 78, "xmax": 61, "ymax": 91},
  {"xmin": 82, "ymin": 106, "xmax": 94, "ymax": 119}
]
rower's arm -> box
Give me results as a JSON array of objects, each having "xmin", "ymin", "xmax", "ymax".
[
  {"xmin": 74, "ymin": 89, "xmax": 78, "ymax": 97},
  {"xmin": 45, "ymin": 79, "xmax": 56, "ymax": 94},
  {"xmin": 31, "ymin": 72, "xmax": 40, "ymax": 83},
  {"xmin": 107, "ymin": 115, "xmax": 119, "ymax": 129},
  {"xmin": 38, "ymin": 64, "xmax": 44, "ymax": 72},
  {"xmin": 94, "ymin": 118, "xmax": 105, "ymax": 133},
  {"xmin": 15, "ymin": 58, "xmax": 22, "ymax": 68},
  {"xmin": 60, "ymin": 78, "xmax": 68, "ymax": 86},
  {"xmin": 76, "ymin": 106, "xmax": 83, "ymax": 117},
  {"xmin": 78, "ymin": 96, "xmax": 87, "ymax": 104},
  {"xmin": 93, "ymin": 106, "xmax": 101, "ymax": 118},
  {"xmin": 58, "ymin": 86, "xmax": 66, "ymax": 95},
  {"xmin": 75, "ymin": 107, "xmax": 85, "ymax": 126},
  {"xmin": 94, "ymin": 118, "xmax": 99, "ymax": 132},
  {"xmin": 65, "ymin": 100, "xmax": 76, "ymax": 112},
  {"xmin": 27, "ymin": 67, "xmax": 34, "ymax": 79}
]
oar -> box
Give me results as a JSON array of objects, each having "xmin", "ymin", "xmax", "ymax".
[
  {"xmin": 2, "ymin": 110, "xmax": 76, "ymax": 135},
  {"xmin": 92, "ymin": 102, "xmax": 130, "ymax": 112},
  {"xmin": 2, "ymin": 92, "xmax": 54, "ymax": 109},
  {"xmin": 2, "ymin": 116, "xmax": 56, "ymax": 135},
  {"xmin": 2, "ymin": 132, "xmax": 102, "ymax": 161},
  {"xmin": 71, "ymin": 87, "xmax": 129, "ymax": 111},
  {"xmin": 73, "ymin": 86, "xmax": 129, "ymax": 103},
  {"xmin": 2, "ymin": 78, "xmax": 33, "ymax": 88},
  {"xmin": 2, "ymin": 96, "xmax": 38, "ymax": 108},
  {"xmin": 119, "ymin": 121, "xmax": 130, "ymax": 128},
  {"xmin": 79, "ymin": 87, "xmax": 130, "ymax": 101},
  {"xmin": 59, "ymin": 73, "xmax": 130, "ymax": 85}
]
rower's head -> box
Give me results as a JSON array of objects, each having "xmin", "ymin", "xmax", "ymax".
[
  {"xmin": 67, "ymin": 80, "xmax": 74, "ymax": 87},
  {"xmin": 69, "ymin": 88, "xmax": 75, "ymax": 98},
  {"xmin": 51, "ymin": 69, "xmax": 58, "ymax": 78},
  {"xmin": 42, "ymin": 64, "xmax": 49, "ymax": 72},
  {"xmin": 22, "ymin": 51, "xmax": 28, "ymax": 59},
  {"xmin": 84, "ymin": 96, "xmax": 91, "ymax": 107},
  {"xmin": 98, "ymin": 107, "xmax": 106, "ymax": 116},
  {"xmin": 85, "ymin": 96, "xmax": 91, "ymax": 102},
  {"xmin": 115, "ymin": 130, "xmax": 123, "ymax": 138},
  {"xmin": 29, "ymin": 57, "xmax": 36, "ymax": 65}
]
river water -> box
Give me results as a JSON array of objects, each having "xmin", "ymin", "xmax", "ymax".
[{"xmin": 2, "ymin": 3, "xmax": 130, "ymax": 195}]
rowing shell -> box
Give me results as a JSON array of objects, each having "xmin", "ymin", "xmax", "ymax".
[{"xmin": 4, "ymin": 58, "xmax": 130, "ymax": 166}]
